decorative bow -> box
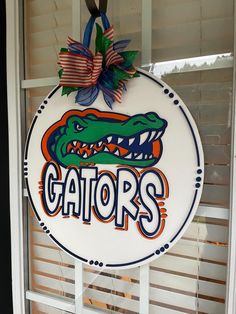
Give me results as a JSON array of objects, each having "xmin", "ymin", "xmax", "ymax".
[{"xmin": 58, "ymin": 24, "xmax": 139, "ymax": 108}]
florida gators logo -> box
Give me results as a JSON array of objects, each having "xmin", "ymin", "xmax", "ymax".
[
  {"xmin": 41, "ymin": 109, "xmax": 168, "ymax": 168},
  {"xmin": 24, "ymin": 71, "xmax": 204, "ymax": 269}
]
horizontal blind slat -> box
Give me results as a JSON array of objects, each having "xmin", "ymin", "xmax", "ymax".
[
  {"xmin": 32, "ymin": 230, "xmax": 228, "ymax": 263},
  {"xmin": 151, "ymin": 255, "xmax": 227, "ymax": 281},
  {"xmin": 33, "ymin": 274, "xmax": 75, "ymax": 295}
]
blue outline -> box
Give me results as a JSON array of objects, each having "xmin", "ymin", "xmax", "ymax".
[
  {"xmin": 41, "ymin": 162, "xmax": 62, "ymax": 216},
  {"xmin": 100, "ymin": 183, "xmax": 110, "ymax": 206},
  {"xmin": 62, "ymin": 166, "xmax": 81, "ymax": 216},
  {"xmin": 138, "ymin": 171, "xmax": 163, "ymax": 238},
  {"xmin": 170, "ymin": 190, "xmax": 198, "ymax": 243},
  {"xmin": 25, "ymin": 178, "xmax": 41, "ymax": 222},
  {"xmin": 140, "ymin": 72, "xmax": 164, "ymax": 88},
  {"xmin": 48, "ymin": 85, "xmax": 60, "ymax": 99},
  {"xmin": 80, "ymin": 167, "xmax": 98, "ymax": 223},
  {"xmin": 179, "ymin": 106, "xmax": 200, "ymax": 167},
  {"xmin": 49, "ymin": 234, "xmax": 88, "ymax": 262},
  {"xmin": 115, "ymin": 168, "xmax": 139, "ymax": 229},
  {"xmin": 24, "ymin": 116, "xmax": 38, "ymax": 159},
  {"xmin": 94, "ymin": 173, "xmax": 116, "ymax": 221},
  {"xmin": 106, "ymin": 253, "xmax": 155, "ymax": 267}
]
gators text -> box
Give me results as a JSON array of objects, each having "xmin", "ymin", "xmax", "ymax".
[{"xmin": 40, "ymin": 162, "xmax": 169, "ymax": 239}]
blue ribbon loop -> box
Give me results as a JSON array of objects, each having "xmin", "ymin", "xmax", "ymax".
[{"xmin": 83, "ymin": 13, "xmax": 110, "ymax": 48}]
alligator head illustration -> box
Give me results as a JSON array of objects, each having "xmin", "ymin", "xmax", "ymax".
[{"xmin": 41, "ymin": 109, "xmax": 168, "ymax": 168}]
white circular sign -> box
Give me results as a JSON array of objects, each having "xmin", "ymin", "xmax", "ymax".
[{"xmin": 25, "ymin": 70, "xmax": 204, "ymax": 269}]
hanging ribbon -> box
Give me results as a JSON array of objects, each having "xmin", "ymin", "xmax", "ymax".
[
  {"xmin": 85, "ymin": 0, "xmax": 107, "ymax": 17},
  {"xmin": 58, "ymin": 0, "xmax": 139, "ymax": 108}
]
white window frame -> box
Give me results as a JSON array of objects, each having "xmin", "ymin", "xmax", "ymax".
[{"xmin": 6, "ymin": 0, "xmax": 236, "ymax": 313}]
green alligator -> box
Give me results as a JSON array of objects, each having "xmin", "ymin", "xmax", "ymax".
[{"xmin": 42, "ymin": 109, "xmax": 167, "ymax": 168}]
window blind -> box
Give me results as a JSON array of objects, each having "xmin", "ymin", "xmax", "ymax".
[
  {"xmin": 163, "ymin": 68, "xmax": 232, "ymax": 208},
  {"xmin": 151, "ymin": 0, "xmax": 233, "ymax": 62},
  {"xmin": 30, "ymin": 209, "xmax": 228, "ymax": 313},
  {"xmin": 25, "ymin": 0, "xmax": 233, "ymax": 313},
  {"xmin": 31, "ymin": 301, "xmax": 71, "ymax": 313},
  {"xmin": 25, "ymin": 0, "xmax": 73, "ymax": 79},
  {"xmin": 25, "ymin": 0, "xmax": 234, "ymax": 76}
]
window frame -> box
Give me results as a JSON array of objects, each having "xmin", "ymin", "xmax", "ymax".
[
  {"xmin": 225, "ymin": 1, "xmax": 236, "ymax": 312},
  {"xmin": 6, "ymin": 0, "xmax": 236, "ymax": 313}
]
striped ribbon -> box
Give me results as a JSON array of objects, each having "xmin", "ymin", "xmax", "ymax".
[
  {"xmin": 58, "ymin": 20, "xmax": 138, "ymax": 107},
  {"xmin": 58, "ymin": 26, "xmax": 124, "ymax": 90}
]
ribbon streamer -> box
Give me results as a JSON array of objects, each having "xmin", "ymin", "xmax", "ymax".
[{"xmin": 58, "ymin": 11, "xmax": 139, "ymax": 108}]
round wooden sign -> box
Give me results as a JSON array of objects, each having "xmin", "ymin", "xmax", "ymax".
[{"xmin": 24, "ymin": 69, "xmax": 204, "ymax": 269}]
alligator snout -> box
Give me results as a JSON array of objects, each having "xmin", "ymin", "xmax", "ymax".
[{"xmin": 124, "ymin": 112, "xmax": 167, "ymax": 131}]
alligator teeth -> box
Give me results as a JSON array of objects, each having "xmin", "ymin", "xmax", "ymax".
[
  {"xmin": 136, "ymin": 153, "xmax": 143, "ymax": 160},
  {"xmin": 128, "ymin": 137, "xmax": 135, "ymax": 145},
  {"xmin": 70, "ymin": 149, "xmax": 74, "ymax": 153},
  {"xmin": 155, "ymin": 130, "xmax": 163, "ymax": 140},
  {"xmin": 73, "ymin": 141, "xmax": 77, "ymax": 146},
  {"xmin": 117, "ymin": 137, "xmax": 123, "ymax": 144},
  {"xmin": 81, "ymin": 143, "xmax": 86, "ymax": 148},
  {"xmin": 125, "ymin": 153, "xmax": 132, "ymax": 159},
  {"xmin": 93, "ymin": 150, "xmax": 97, "ymax": 155},
  {"xmin": 77, "ymin": 150, "xmax": 80, "ymax": 155},
  {"xmin": 148, "ymin": 131, "xmax": 156, "ymax": 142},
  {"xmin": 97, "ymin": 141, "xmax": 102, "ymax": 147},
  {"xmin": 107, "ymin": 136, "xmax": 112, "ymax": 143},
  {"xmin": 134, "ymin": 153, "xmax": 139, "ymax": 157},
  {"xmin": 113, "ymin": 148, "xmax": 120, "ymax": 156},
  {"xmin": 139, "ymin": 132, "xmax": 149, "ymax": 145},
  {"xmin": 104, "ymin": 146, "xmax": 109, "ymax": 152},
  {"xmin": 88, "ymin": 144, "xmax": 94, "ymax": 149},
  {"xmin": 83, "ymin": 152, "xmax": 88, "ymax": 158},
  {"xmin": 149, "ymin": 154, "xmax": 153, "ymax": 159}
]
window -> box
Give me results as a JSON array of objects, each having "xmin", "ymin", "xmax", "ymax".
[{"xmin": 7, "ymin": 0, "xmax": 236, "ymax": 313}]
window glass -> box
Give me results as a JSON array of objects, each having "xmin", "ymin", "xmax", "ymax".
[
  {"xmin": 163, "ymin": 68, "xmax": 232, "ymax": 208},
  {"xmin": 31, "ymin": 301, "xmax": 72, "ymax": 313},
  {"xmin": 24, "ymin": 0, "xmax": 73, "ymax": 79},
  {"xmin": 29, "ymin": 205, "xmax": 75, "ymax": 301},
  {"xmin": 152, "ymin": 0, "xmax": 234, "ymax": 62},
  {"xmin": 24, "ymin": 0, "xmax": 233, "ymax": 313}
]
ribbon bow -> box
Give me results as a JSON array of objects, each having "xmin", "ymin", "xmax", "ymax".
[{"xmin": 58, "ymin": 23, "xmax": 139, "ymax": 108}]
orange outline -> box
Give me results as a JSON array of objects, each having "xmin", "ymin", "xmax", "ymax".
[
  {"xmin": 72, "ymin": 215, "xmax": 80, "ymax": 219},
  {"xmin": 161, "ymin": 214, "xmax": 168, "ymax": 218},
  {"xmin": 103, "ymin": 187, "xmax": 108, "ymax": 201}
]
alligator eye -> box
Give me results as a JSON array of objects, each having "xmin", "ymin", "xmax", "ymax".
[{"xmin": 74, "ymin": 123, "xmax": 84, "ymax": 132}]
